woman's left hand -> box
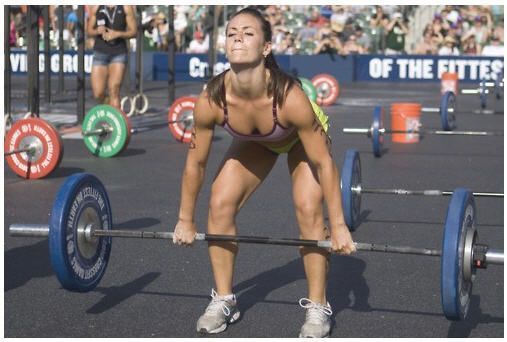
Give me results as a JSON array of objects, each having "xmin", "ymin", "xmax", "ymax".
[
  {"xmin": 330, "ymin": 224, "xmax": 356, "ymax": 255},
  {"xmin": 102, "ymin": 29, "xmax": 119, "ymax": 42}
]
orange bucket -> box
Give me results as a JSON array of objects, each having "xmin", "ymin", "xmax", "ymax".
[
  {"xmin": 440, "ymin": 72, "xmax": 459, "ymax": 95},
  {"xmin": 391, "ymin": 103, "xmax": 421, "ymax": 143}
]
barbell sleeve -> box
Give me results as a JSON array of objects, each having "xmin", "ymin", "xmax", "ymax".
[
  {"xmin": 9, "ymin": 224, "xmax": 50, "ymax": 237},
  {"xmin": 421, "ymin": 107, "xmax": 454, "ymax": 113},
  {"xmin": 343, "ymin": 128, "xmax": 370, "ymax": 134},
  {"xmin": 461, "ymin": 89, "xmax": 489, "ymax": 95},
  {"xmin": 486, "ymin": 250, "xmax": 504, "ymax": 265}
]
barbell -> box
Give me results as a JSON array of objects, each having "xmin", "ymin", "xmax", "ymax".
[
  {"xmin": 340, "ymin": 148, "xmax": 503, "ymax": 230},
  {"xmin": 461, "ymin": 73, "xmax": 504, "ymax": 109},
  {"xmin": 81, "ymin": 99, "xmax": 195, "ymax": 158},
  {"xmin": 8, "ymin": 172, "xmax": 503, "ymax": 321},
  {"xmin": 4, "ymin": 117, "xmax": 64, "ymax": 179},
  {"xmin": 343, "ymin": 105, "xmax": 503, "ymax": 158}
]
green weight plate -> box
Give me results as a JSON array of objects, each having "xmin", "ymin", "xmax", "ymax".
[
  {"xmin": 299, "ymin": 77, "xmax": 317, "ymax": 102},
  {"xmin": 82, "ymin": 105, "xmax": 130, "ymax": 158}
]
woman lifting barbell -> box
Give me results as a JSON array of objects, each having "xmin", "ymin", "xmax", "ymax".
[
  {"xmin": 172, "ymin": 7, "xmax": 355, "ymax": 338},
  {"xmin": 86, "ymin": 5, "xmax": 137, "ymax": 109}
]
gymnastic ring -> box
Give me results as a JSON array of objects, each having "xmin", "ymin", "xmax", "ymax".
[{"xmin": 133, "ymin": 93, "xmax": 149, "ymax": 115}]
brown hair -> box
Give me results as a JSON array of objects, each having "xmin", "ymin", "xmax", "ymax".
[{"xmin": 205, "ymin": 7, "xmax": 299, "ymax": 109}]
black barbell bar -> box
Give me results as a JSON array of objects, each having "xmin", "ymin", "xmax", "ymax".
[{"xmin": 8, "ymin": 224, "xmax": 503, "ymax": 263}]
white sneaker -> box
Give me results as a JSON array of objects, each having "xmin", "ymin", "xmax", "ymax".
[
  {"xmin": 196, "ymin": 289, "xmax": 241, "ymax": 334},
  {"xmin": 298, "ymin": 298, "xmax": 333, "ymax": 338}
]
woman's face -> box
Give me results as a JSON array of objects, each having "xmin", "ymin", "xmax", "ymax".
[{"xmin": 226, "ymin": 14, "xmax": 271, "ymax": 65}]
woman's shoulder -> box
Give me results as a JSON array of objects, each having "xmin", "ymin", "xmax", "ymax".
[
  {"xmin": 194, "ymin": 84, "xmax": 224, "ymax": 126},
  {"xmin": 123, "ymin": 5, "xmax": 135, "ymax": 15},
  {"xmin": 89, "ymin": 5, "xmax": 100, "ymax": 13}
]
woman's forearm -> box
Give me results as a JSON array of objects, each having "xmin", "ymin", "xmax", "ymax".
[
  {"xmin": 178, "ymin": 163, "xmax": 206, "ymax": 222},
  {"xmin": 316, "ymin": 159, "xmax": 347, "ymax": 229}
]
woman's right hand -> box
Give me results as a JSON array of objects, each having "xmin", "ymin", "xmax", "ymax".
[{"xmin": 173, "ymin": 220, "xmax": 197, "ymax": 246}]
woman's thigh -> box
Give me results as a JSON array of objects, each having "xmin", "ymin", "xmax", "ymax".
[
  {"xmin": 287, "ymin": 141, "xmax": 325, "ymax": 225},
  {"xmin": 210, "ymin": 140, "xmax": 279, "ymax": 220},
  {"xmin": 107, "ymin": 62, "xmax": 126, "ymax": 90},
  {"xmin": 91, "ymin": 65, "xmax": 108, "ymax": 96}
]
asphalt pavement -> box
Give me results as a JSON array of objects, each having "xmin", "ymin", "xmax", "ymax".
[{"xmin": 4, "ymin": 76, "xmax": 504, "ymax": 337}]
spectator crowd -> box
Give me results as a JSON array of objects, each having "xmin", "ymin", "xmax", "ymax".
[{"xmin": 7, "ymin": 5, "xmax": 505, "ymax": 57}]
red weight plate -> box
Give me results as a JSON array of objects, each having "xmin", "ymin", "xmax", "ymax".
[
  {"xmin": 168, "ymin": 97, "xmax": 197, "ymax": 143},
  {"xmin": 311, "ymin": 74, "xmax": 340, "ymax": 106},
  {"xmin": 4, "ymin": 118, "xmax": 63, "ymax": 179}
]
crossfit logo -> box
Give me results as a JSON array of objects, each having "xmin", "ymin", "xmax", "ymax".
[{"xmin": 188, "ymin": 57, "xmax": 230, "ymax": 78}]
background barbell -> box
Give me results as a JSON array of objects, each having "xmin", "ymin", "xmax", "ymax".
[
  {"xmin": 340, "ymin": 148, "xmax": 503, "ymax": 229},
  {"xmin": 343, "ymin": 105, "xmax": 503, "ymax": 158}
]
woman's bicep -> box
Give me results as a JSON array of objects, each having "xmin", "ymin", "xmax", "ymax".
[
  {"xmin": 125, "ymin": 6, "xmax": 138, "ymax": 35},
  {"xmin": 187, "ymin": 96, "xmax": 217, "ymax": 165},
  {"xmin": 285, "ymin": 89, "xmax": 332, "ymax": 163}
]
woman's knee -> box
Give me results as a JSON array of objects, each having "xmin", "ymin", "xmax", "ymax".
[
  {"xmin": 92, "ymin": 89, "xmax": 106, "ymax": 102},
  {"xmin": 294, "ymin": 197, "xmax": 321, "ymax": 221},
  {"xmin": 108, "ymin": 84, "xmax": 121, "ymax": 98},
  {"xmin": 208, "ymin": 190, "xmax": 238, "ymax": 231},
  {"xmin": 294, "ymin": 198, "xmax": 324, "ymax": 236}
]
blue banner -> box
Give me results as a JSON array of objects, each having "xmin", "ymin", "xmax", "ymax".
[
  {"xmin": 10, "ymin": 50, "xmax": 504, "ymax": 84},
  {"xmin": 355, "ymin": 55, "xmax": 504, "ymax": 83},
  {"xmin": 152, "ymin": 53, "xmax": 291, "ymax": 81},
  {"xmin": 151, "ymin": 53, "xmax": 354, "ymax": 82},
  {"xmin": 288, "ymin": 54, "xmax": 354, "ymax": 82}
]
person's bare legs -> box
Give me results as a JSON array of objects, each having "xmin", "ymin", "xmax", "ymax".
[
  {"xmin": 208, "ymin": 140, "xmax": 278, "ymax": 296},
  {"xmin": 288, "ymin": 141, "xmax": 329, "ymax": 305},
  {"xmin": 107, "ymin": 62, "xmax": 126, "ymax": 109},
  {"xmin": 91, "ymin": 65, "xmax": 108, "ymax": 104}
]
